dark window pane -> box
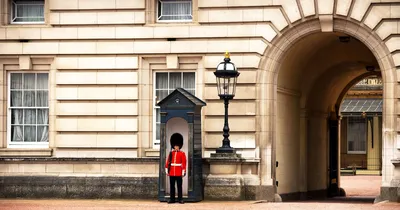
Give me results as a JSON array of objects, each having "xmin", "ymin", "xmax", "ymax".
[
  {"xmin": 11, "ymin": 125, "xmax": 23, "ymax": 142},
  {"xmin": 169, "ymin": 72, "xmax": 181, "ymax": 89},
  {"xmin": 37, "ymin": 126, "xmax": 48, "ymax": 142},
  {"xmin": 11, "ymin": 109, "xmax": 23, "ymax": 124},
  {"xmin": 36, "ymin": 90, "xmax": 48, "ymax": 107},
  {"xmin": 156, "ymin": 73, "xmax": 168, "ymax": 89},
  {"xmin": 24, "ymin": 126, "xmax": 36, "ymax": 142},
  {"xmin": 37, "ymin": 73, "xmax": 48, "ymax": 90},
  {"xmin": 23, "ymin": 73, "xmax": 35, "ymax": 89},
  {"xmin": 10, "ymin": 91, "xmax": 22, "ymax": 107},
  {"xmin": 11, "ymin": 73, "xmax": 23, "ymax": 89},
  {"xmin": 24, "ymin": 109, "xmax": 36, "ymax": 124},
  {"xmin": 23, "ymin": 91, "xmax": 35, "ymax": 107},
  {"xmin": 37, "ymin": 109, "xmax": 48, "ymax": 124},
  {"xmin": 156, "ymin": 90, "xmax": 168, "ymax": 102}
]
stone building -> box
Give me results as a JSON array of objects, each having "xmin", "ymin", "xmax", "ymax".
[{"xmin": 0, "ymin": 0, "xmax": 399, "ymax": 202}]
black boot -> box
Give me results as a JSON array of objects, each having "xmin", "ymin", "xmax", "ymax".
[
  {"xmin": 178, "ymin": 200, "xmax": 184, "ymax": 204},
  {"xmin": 168, "ymin": 199, "xmax": 175, "ymax": 204}
]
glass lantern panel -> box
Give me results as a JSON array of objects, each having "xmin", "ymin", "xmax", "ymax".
[{"xmin": 225, "ymin": 63, "xmax": 235, "ymax": 71}]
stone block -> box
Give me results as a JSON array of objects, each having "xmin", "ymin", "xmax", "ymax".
[
  {"xmin": 56, "ymin": 102, "xmax": 97, "ymax": 115},
  {"xmin": 41, "ymin": 28, "xmax": 78, "ymax": 39},
  {"xmin": 46, "ymin": 164, "xmax": 74, "ymax": 173},
  {"xmin": 350, "ymin": 0, "xmax": 372, "ymax": 21},
  {"xmin": 56, "ymin": 57, "xmax": 78, "ymax": 69},
  {"xmin": 385, "ymin": 37, "xmax": 400, "ymax": 53},
  {"xmin": 116, "ymin": 57, "xmax": 139, "ymax": 69},
  {"xmin": 6, "ymin": 28, "xmax": 41, "ymax": 40},
  {"xmin": 96, "ymin": 41, "xmax": 134, "ymax": 54},
  {"xmin": 128, "ymin": 164, "xmax": 156, "ymax": 174},
  {"xmin": 97, "ymin": 11, "xmax": 135, "ymax": 24},
  {"xmin": 0, "ymin": 43, "xmax": 22, "ymax": 54},
  {"xmin": 19, "ymin": 164, "xmax": 46, "ymax": 173},
  {"xmin": 49, "ymin": 13, "xmax": 60, "ymax": 24},
  {"xmin": 243, "ymin": 9, "xmax": 263, "ymax": 22},
  {"xmin": 264, "ymin": 8, "xmax": 288, "ymax": 31},
  {"xmin": 166, "ymin": 55, "xmax": 179, "ymax": 69},
  {"xmin": 56, "ymin": 134, "xmax": 97, "ymax": 147},
  {"xmin": 116, "ymin": 27, "xmax": 154, "ymax": 39},
  {"xmin": 210, "ymin": 164, "xmax": 238, "ymax": 174},
  {"xmin": 78, "ymin": 57, "xmax": 115, "ymax": 69},
  {"xmin": 73, "ymin": 164, "xmax": 101, "ymax": 173},
  {"xmin": 78, "ymin": 27, "xmax": 116, "ymax": 39},
  {"xmin": 50, "ymin": 0, "xmax": 78, "ymax": 10},
  {"xmin": 134, "ymin": 41, "xmax": 171, "ymax": 54},
  {"xmin": 300, "ymin": 0, "xmax": 316, "ymax": 17},
  {"xmin": 365, "ymin": 5, "xmax": 390, "ymax": 29},
  {"xmin": 78, "ymin": 0, "xmax": 115, "ymax": 9},
  {"xmin": 59, "ymin": 42, "xmax": 96, "ymax": 54},
  {"xmin": 115, "ymin": 87, "xmax": 138, "ymax": 99},
  {"xmin": 56, "ymin": 72, "xmax": 97, "ymax": 85},
  {"xmin": 97, "ymin": 134, "xmax": 138, "ymax": 148},
  {"xmin": 23, "ymin": 42, "xmax": 59, "ymax": 54},
  {"xmin": 115, "ymin": 118, "xmax": 138, "ymax": 132},
  {"xmin": 204, "ymin": 117, "xmax": 256, "ymax": 132},
  {"xmin": 59, "ymin": 12, "xmax": 97, "ymax": 25},
  {"xmin": 56, "ymin": 118, "xmax": 78, "ymax": 131},
  {"xmin": 317, "ymin": 0, "xmax": 334, "ymax": 14},
  {"xmin": 319, "ymin": 15, "xmax": 333, "ymax": 32},
  {"xmin": 19, "ymin": 56, "xmax": 31, "ymax": 70},
  {"xmin": 56, "ymin": 87, "xmax": 78, "ymax": 100},
  {"xmin": 154, "ymin": 26, "xmax": 189, "ymax": 38},
  {"xmin": 77, "ymin": 118, "xmax": 115, "ymax": 131},
  {"xmin": 189, "ymin": 25, "xmax": 227, "ymax": 38},
  {"xmin": 116, "ymin": 0, "xmax": 145, "ymax": 9},
  {"xmin": 78, "ymin": 87, "xmax": 116, "ymax": 100},
  {"xmin": 96, "ymin": 102, "xmax": 138, "ymax": 116},
  {"xmin": 204, "ymin": 174, "xmax": 244, "ymax": 200},
  {"xmin": 96, "ymin": 72, "xmax": 138, "ymax": 84},
  {"xmin": 336, "ymin": 0, "xmax": 352, "ymax": 16}
]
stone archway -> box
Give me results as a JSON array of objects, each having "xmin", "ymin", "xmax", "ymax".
[{"xmin": 257, "ymin": 17, "xmax": 397, "ymax": 201}]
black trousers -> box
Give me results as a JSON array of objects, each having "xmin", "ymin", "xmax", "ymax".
[{"xmin": 169, "ymin": 176, "xmax": 183, "ymax": 201}]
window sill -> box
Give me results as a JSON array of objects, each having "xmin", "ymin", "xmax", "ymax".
[{"xmin": 0, "ymin": 148, "xmax": 52, "ymax": 157}]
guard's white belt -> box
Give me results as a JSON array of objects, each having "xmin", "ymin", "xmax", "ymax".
[{"xmin": 171, "ymin": 163, "xmax": 182, "ymax": 166}]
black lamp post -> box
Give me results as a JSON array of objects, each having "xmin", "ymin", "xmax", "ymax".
[{"xmin": 214, "ymin": 52, "xmax": 240, "ymax": 153}]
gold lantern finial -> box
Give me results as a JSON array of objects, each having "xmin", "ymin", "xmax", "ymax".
[{"xmin": 224, "ymin": 51, "xmax": 230, "ymax": 59}]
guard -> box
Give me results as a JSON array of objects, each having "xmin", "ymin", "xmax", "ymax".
[{"xmin": 165, "ymin": 135, "xmax": 187, "ymax": 204}]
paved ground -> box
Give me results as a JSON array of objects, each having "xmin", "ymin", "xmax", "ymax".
[
  {"xmin": 340, "ymin": 175, "xmax": 381, "ymax": 196},
  {"xmin": 0, "ymin": 199, "xmax": 399, "ymax": 210},
  {"xmin": 0, "ymin": 176, "xmax": 398, "ymax": 210}
]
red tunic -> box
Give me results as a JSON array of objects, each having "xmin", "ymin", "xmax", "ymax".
[{"xmin": 165, "ymin": 150, "xmax": 187, "ymax": 177}]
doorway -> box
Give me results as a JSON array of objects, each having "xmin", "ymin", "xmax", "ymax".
[
  {"xmin": 274, "ymin": 30, "xmax": 385, "ymax": 200},
  {"xmin": 166, "ymin": 117, "xmax": 189, "ymax": 197}
]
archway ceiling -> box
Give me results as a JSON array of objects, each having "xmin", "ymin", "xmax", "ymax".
[{"xmin": 277, "ymin": 32, "xmax": 379, "ymax": 112}]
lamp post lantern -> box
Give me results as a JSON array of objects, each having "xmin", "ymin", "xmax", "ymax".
[{"xmin": 214, "ymin": 52, "xmax": 240, "ymax": 153}]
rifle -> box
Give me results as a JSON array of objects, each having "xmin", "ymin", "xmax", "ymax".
[{"xmin": 167, "ymin": 151, "xmax": 172, "ymax": 174}]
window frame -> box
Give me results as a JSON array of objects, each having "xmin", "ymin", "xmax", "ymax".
[
  {"xmin": 152, "ymin": 71, "xmax": 196, "ymax": 148},
  {"xmin": 346, "ymin": 116, "xmax": 367, "ymax": 154},
  {"xmin": 10, "ymin": 0, "xmax": 45, "ymax": 25},
  {"xmin": 7, "ymin": 71, "xmax": 49, "ymax": 148},
  {"xmin": 156, "ymin": 0, "xmax": 193, "ymax": 23}
]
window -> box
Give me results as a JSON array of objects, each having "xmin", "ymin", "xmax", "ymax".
[
  {"xmin": 11, "ymin": 0, "xmax": 45, "ymax": 24},
  {"xmin": 347, "ymin": 117, "xmax": 366, "ymax": 154},
  {"xmin": 8, "ymin": 73, "xmax": 49, "ymax": 147},
  {"xmin": 153, "ymin": 72, "xmax": 195, "ymax": 147},
  {"xmin": 157, "ymin": 0, "xmax": 192, "ymax": 22}
]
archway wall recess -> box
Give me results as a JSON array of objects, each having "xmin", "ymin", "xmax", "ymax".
[{"xmin": 253, "ymin": 0, "xmax": 399, "ymax": 201}]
